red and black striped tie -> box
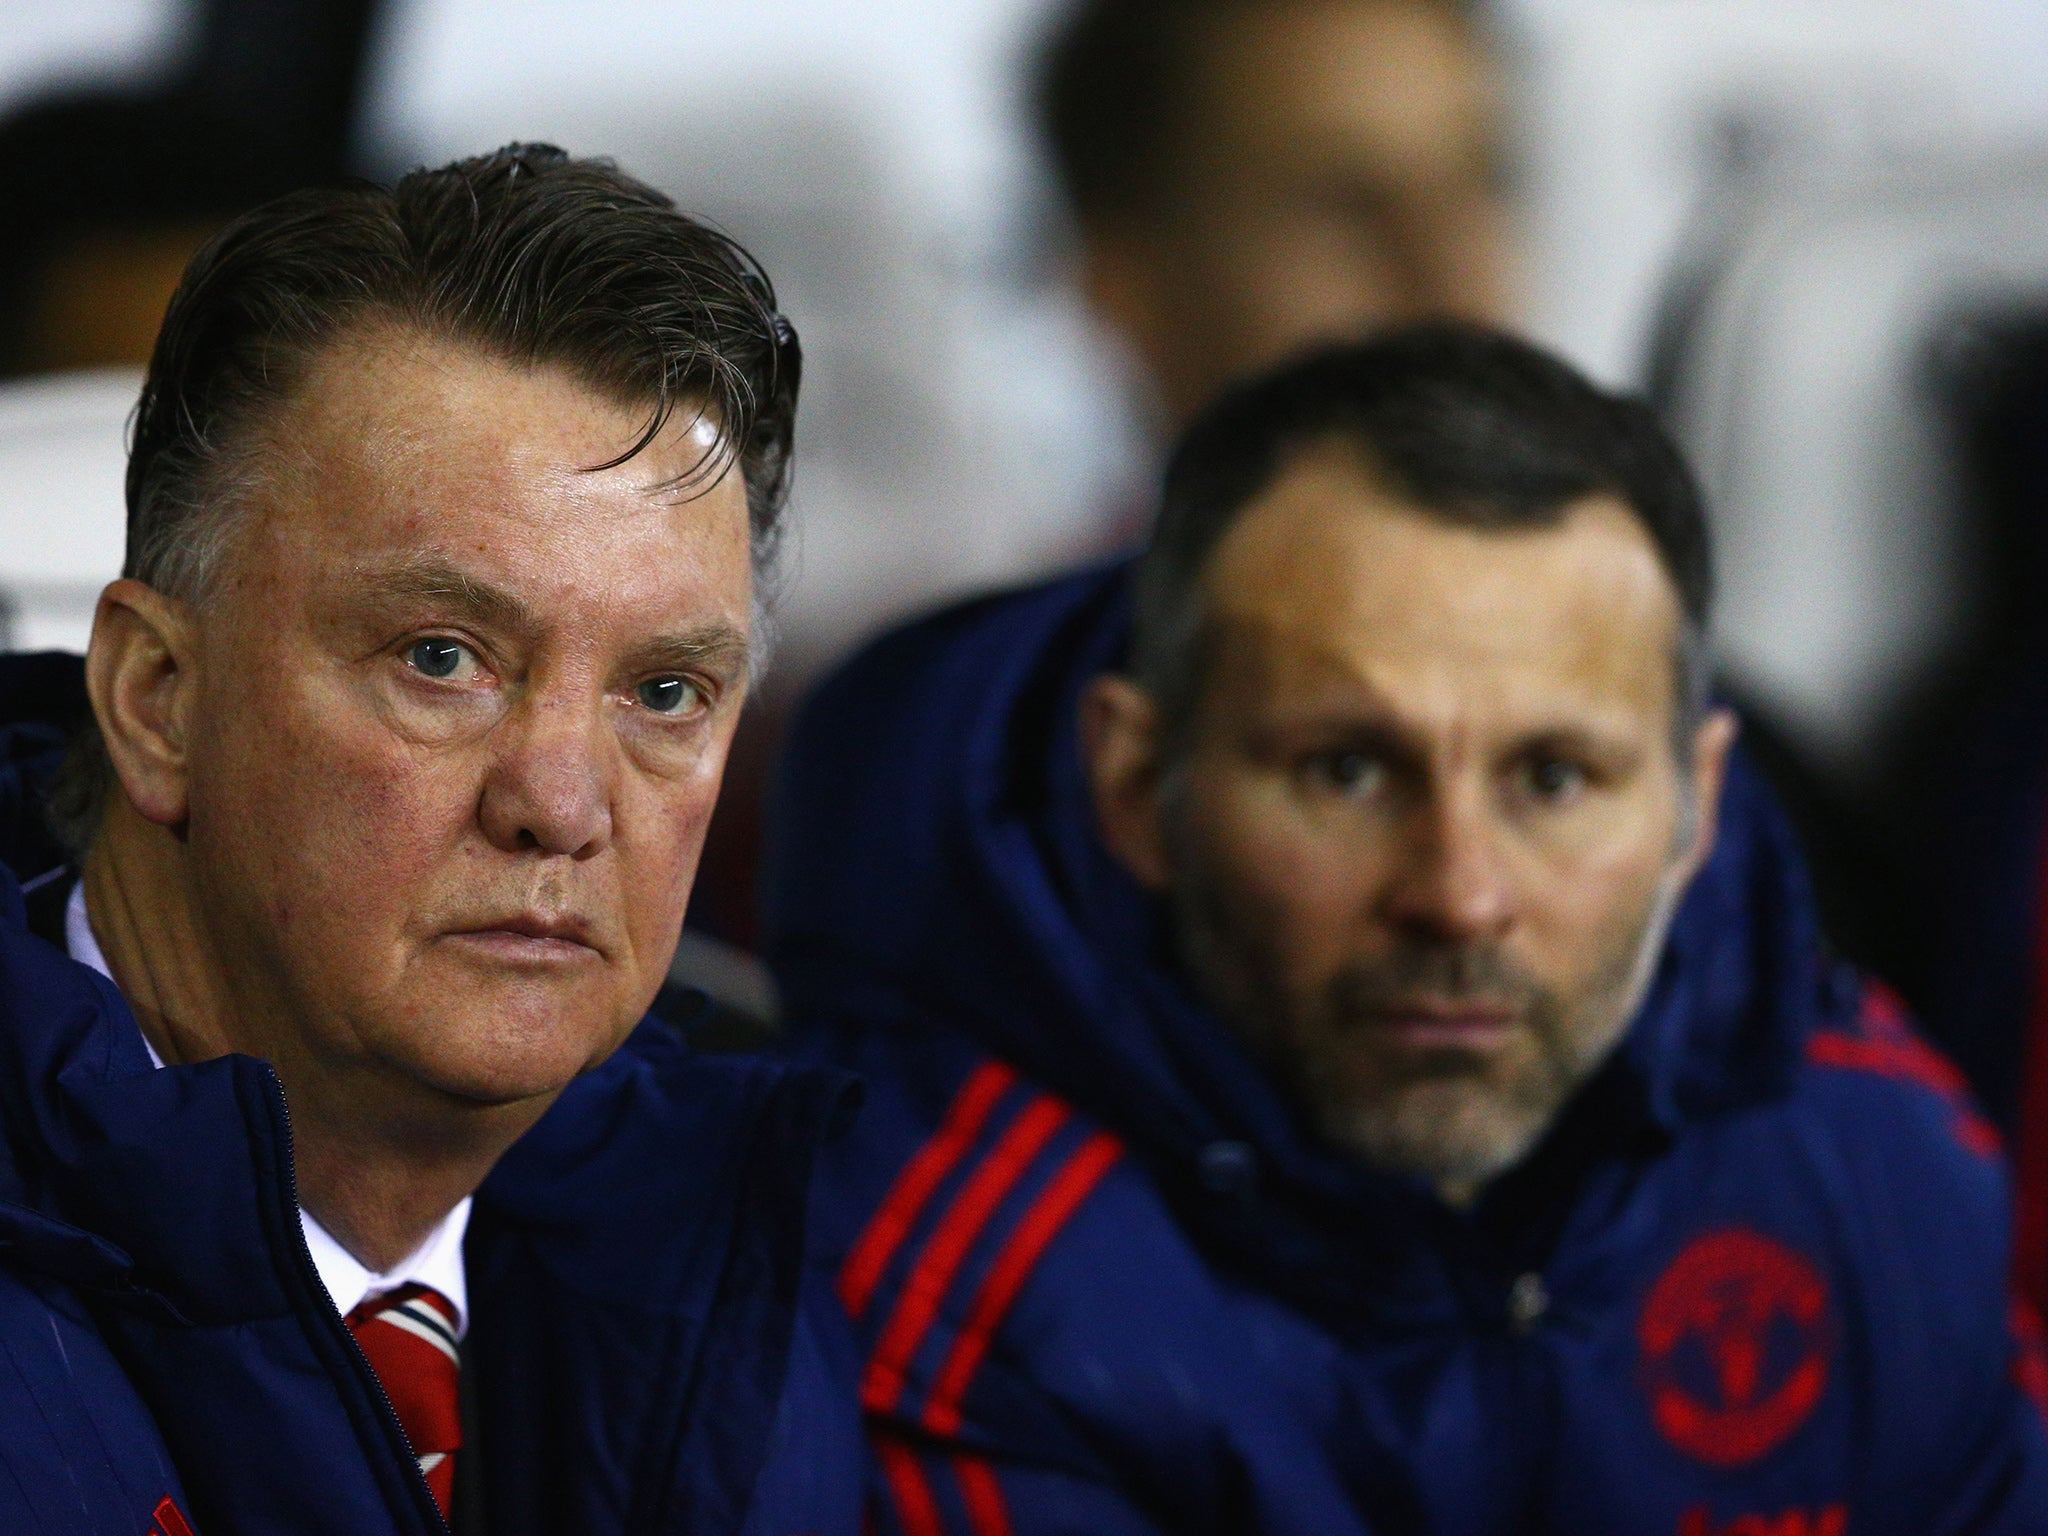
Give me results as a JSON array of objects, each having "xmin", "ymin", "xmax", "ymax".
[{"xmin": 346, "ymin": 1283, "xmax": 462, "ymax": 1519}]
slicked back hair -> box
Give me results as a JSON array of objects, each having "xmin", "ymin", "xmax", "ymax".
[
  {"xmin": 49, "ymin": 143, "xmax": 800, "ymax": 853},
  {"xmin": 127, "ymin": 142, "xmax": 799, "ymax": 603},
  {"xmin": 1132, "ymin": 323, "xmax": 1714, "ymax": 755}
]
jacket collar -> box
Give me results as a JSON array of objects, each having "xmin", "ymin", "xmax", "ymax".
[
  {"xmin": 0, "ymin": 853, "xmax": 856, "ymax": 1535},
  {"xmin": 0, "ymin": 859, "xmax": 446, "ymax": 1533}
]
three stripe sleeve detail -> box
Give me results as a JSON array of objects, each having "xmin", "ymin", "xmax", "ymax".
[{"xmin": 846, "ymin": 1056, "xmax": 1125, "ymax": 1518}]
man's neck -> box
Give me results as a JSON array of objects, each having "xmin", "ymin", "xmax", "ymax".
[{"xmin": 82, "ymin": 802, "xmax": 528, "ymax": 1271}]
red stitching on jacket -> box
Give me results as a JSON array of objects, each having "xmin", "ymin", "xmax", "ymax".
[
  {"xmin": 150, "ymin": 1497, "xmax": 197, "ymax": 1536},
  {"xmin": 841, "ymin": 1061, "xmax": 1019, "ymax": 1319},
  {"xmin": 923, "ymin": 1131, "xmax": 1123, "ymax": 1436},
  {"xmin": 952, "ymin": 1453, "xmax": 1017, "ymax": 1536},
  {"xmin": 862, "ymin": 1097, "xmax": 1071, "ymax": 1413}
]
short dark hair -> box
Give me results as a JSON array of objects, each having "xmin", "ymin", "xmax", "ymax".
[
  {"xmin": 1131, "ymin": 322, "xmax": 1714, "ymax": 745},
  {"xmin": 128, "ymin": 142, "xmax": 799, "ymax": 602},
  {"xmin": 1036, "ymin": 0, "xmax": 1474, "ymax": 225},
  {"xmin": 50, "ymin": 143, "xmax": 800, "ymax": 853}
]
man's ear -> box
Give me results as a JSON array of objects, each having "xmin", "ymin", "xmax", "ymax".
[
  {"xmin": 85, "ymin": 579, "xmax": 199, "ymax": 828},
  {"xmin": 1079, "ymin": 673, "xmax": 1174, "ymax": 892},
  {"xmin": 1675, "ymin": 706, "xmax": 1740, "ymax": 880}
]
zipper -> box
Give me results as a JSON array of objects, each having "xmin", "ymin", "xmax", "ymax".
[{"xmin": 259, "ymin": 1064, "xmax": 452, "ymax": 1536}]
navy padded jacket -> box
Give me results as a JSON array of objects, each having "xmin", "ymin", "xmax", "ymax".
[
  {"xmin": 765, "ymin": 561, "xmax": 2048, "ymax": 1536},
  {"xmin": 0, "ymin": 652, "xmax": 866, "ymax": 1536}
]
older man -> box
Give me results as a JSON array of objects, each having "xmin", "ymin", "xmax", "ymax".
[
  {"xmin": 767, "ymin": 326, "xmax": 2048, "ymax": 1534},
  {"xmin": 0, "ymin": 146, "xmax": 858, "ymax": 1536}
]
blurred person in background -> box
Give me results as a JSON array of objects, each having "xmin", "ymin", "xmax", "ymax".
[
  {"xmin": 689, "ymin": 0, "xmax": 1516, "ymax": 969},
  {"xmin": 1040, "ymin": 0, "xmax": 1513, "ymax": 432},
  {"xmin": 765, "ymin": 326, "xmax": 2048, "ymax": 1535},
  {"xmin": 0, "ymin": 146, "xmax": 860, "ymax": 1536},
  {"xmin": 0, "ymin": 0, "xmax": 384, "ymax": 377}
]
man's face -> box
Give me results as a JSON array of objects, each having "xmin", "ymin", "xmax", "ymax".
[
  {"xmin": 1093, "ymin": 445, "xmax": 1728, "ymax": 1197},
  {"xmin": 178, "ymin": 326, "xmax": 753, "ymax": 1108},
  {"xmin": 1088, "ymin": 0, "xmax": 1512, "ymax": 424}
]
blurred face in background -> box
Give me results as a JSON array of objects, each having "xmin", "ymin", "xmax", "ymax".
[
  {"xmin": 1086, "ymin": 443, "xmax": 1733, "ymax": 1200},
  {"xmin": 1084, "ymin": 0, "xmax": 1512, "ymax": 425}
]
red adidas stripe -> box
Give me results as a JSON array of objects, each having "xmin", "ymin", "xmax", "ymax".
[
  {"xmin": 842, "ymin": 1061, "xmax": 1019, "ymax": 1319},
  {"xmin": 1808, "ymin": 1029, "xmax": 2001, "ymax": 1159},
  {"xmin": 953, "ymin": 1453, "xmax": 1017, "ymax": 1536},
  {"xmin": 863, "ymin": 1096, "xmax": 1071, "ymax": 1412},
  {"xmin": 924, "ymin": 1131, "xmax": 1123, "ymax": 1437},
  {"xmin": 876, "ymin": 1435, "xmax": 945, "ymax": 1536},
  {"xmin": 1858, "ymin": 980, "xmax": 1912, "ymax": 1037},
  {"xmin": 1806, "ymin": 1030, "xmax": 1969, "ymax": 1096}
]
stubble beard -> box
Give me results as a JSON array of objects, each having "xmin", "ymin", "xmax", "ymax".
[{"xmin": 1170, "ymin": 854, "xmax": 1686, "ymax": 1199}]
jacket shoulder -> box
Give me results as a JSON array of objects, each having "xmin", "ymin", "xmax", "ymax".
[
  {"xmin": 1772, "ymin": 977, "xmax": 2014, "ymax": 1304},
  {"xmin": 0, "ymin": 1259, "xmax": 194, "ymax": 1534},
  {"xmin": 810, "ymin": 1027, "xmax": 1270, "ymax": 1482},
  {"xmin": 1794, "ymin": 976, "xmax": 2007, "ymax": 1180},
  {"xmin": 764, "ymin": 563, "xmax": 1131, "ymax": 967},
  {"xmin": 1768, "ymin": 977, "xmax": 2030, "ymax": 1461}
]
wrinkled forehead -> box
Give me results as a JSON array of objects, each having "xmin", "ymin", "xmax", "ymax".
[
  {"xmin": 1199, "ymin": 445, "xmax": 1685, "ymax": 730},
  {"xmin": 263, "ymin": 322, "xmax": 730, "ymax": 507},
  {"xmin": 217, "ymin": 324, "xmax": 753, "ymax": 635}
]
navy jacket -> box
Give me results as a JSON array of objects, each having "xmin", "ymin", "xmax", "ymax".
[
  {"xmin": 0, "ymin": 653, "xmax": 865, "ymax": 1536},
  {"xmin": 765, "ymin": 563, "xmax": 2048, "ymax": 1536}
]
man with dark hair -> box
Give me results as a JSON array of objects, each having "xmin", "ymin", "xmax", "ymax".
[
  {"xmin": 768, "ymin": 325, "xmax": 2048, "ymax": 1534},
  {"xmin": 0, "ymin": 145, "xmax": 859, "ymax": 1535},
  {"xmin": 1038, "ymin": 0, "xmax": 1509, "ymax": 427}
]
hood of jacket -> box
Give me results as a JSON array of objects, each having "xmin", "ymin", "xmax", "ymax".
[{"xmin": 766, "ymin": 561, "xmax": 1835, "ymax": 1309}]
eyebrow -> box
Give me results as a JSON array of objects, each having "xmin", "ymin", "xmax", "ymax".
[
  {"xmin": 354, "ymin": 553, "xmax": 751, "ymax": 675},
  {"xmin": 356, "ymin": 554, "xmax": 536, "ymax": 635},
  {"xmin": 627, "ymin": 628, "xmax": 751, "ymax": 679}
]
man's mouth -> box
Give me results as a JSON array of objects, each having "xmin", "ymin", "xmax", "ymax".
[
  {"xmin": 441, "ymin": 913, "xmax": 602, "ymax": 965},
  {"xmin": 1357, "ymin": 1001, "xmax": 1521, "ymax": 1051}
]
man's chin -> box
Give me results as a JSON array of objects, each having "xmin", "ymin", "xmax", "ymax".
[
  {"xmin": 371, "ymin": 999, "xmax": 636, "ymax": 1110},
  {"xmin": 405, "ymin": 1059, "xmax": 578, "ymax": 1110},
  {"xmin": 1312, "ymin": 1074, "xmax": 1551, "ymax": 1191}
]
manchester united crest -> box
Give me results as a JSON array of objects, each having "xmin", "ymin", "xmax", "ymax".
[{"xmin": 1638, "ymin": 1229, "xmax": 1833, "ymax": 1467}]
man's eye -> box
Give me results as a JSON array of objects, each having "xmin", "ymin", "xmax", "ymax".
[
  {"xmin": 1311, "ymin": 751, "xmax": 1385, "ymax": 796},
  {"xmin": 637, "ymin": 676, "xmax": 703, "ymax": 716},
  {"xmin": 1522, "ymin": 757, "xmax": 1588, "ymax": 803},
  {"xmin": 405, "ymin": 638, "xmax": 472, "ymax": 680}
]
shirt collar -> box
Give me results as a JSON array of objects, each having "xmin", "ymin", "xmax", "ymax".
[{"xmin": 64, "ymin": 880, "xmax": 470, "ymax": 1334}]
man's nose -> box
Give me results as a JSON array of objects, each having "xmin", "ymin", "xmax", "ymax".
[
  {"xmin": 477, "ymin": 688, "xmax": 615, "ymax": 858},
  {"xmin": 1381, "ymin": 782, "xmax": 1515, "ymax": 942}
]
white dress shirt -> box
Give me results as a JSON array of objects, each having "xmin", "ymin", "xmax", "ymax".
[{"xmin": 66, "ymin": 882, "xmax": 470, "ymax": 1334}]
